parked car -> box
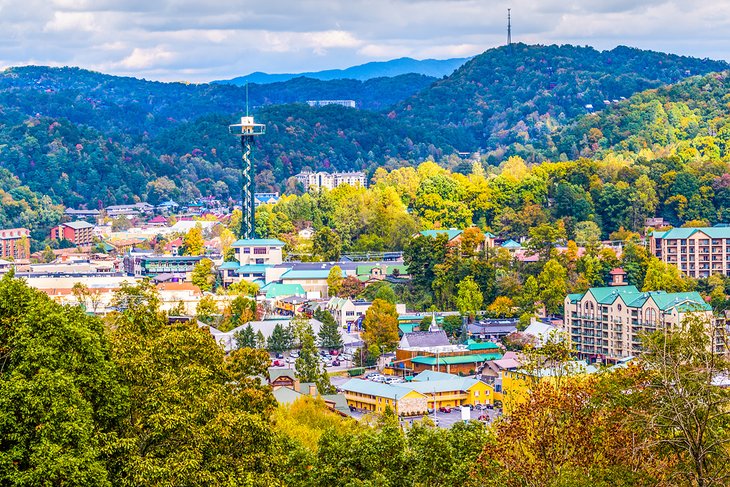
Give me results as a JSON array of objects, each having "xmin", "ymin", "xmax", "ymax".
[
  {"xmin": 372, "ymin": 376, "xmax": 387, "ymax": 383},
  {"xmin": 478, "ymin": 414, "xmax": 489, "ymax": 422},
  {"xmin": 341, "ymin": 353, "xmax": 353, "ymax": 361},
  {"xmin": 290, "ymin": 351, "xmax": 299, "ymax": 358},
  {"xmin": 272, "ymin": 360, "xmax": 284, "ymax": 367},
  {"xmin": 330, "ymin": 350, "xmax": 339, "ymax": 356},
  {"xmin": 438, "ymin": 406, "xmax": 452, "ymax": 413},
  {"xmin": 275, "ymin": 353, "xmax": 284, "ymax": 359},
  {"xmin": 430, "ymin": 416, "xmax": 440, "ymax": 426},
  {"xmin": 331, "ymin": 360, "xmax": 341, "ymax": 366},
  {"xmin": 485, "ymin": 403, "xmax": 494, "ymax": 410},
  {"xmin": 426, "ymin": 408, "xmax": 434, "ymax": 414},
  {"xmin": 286, "ymin": 357, "xmax": 296, "ymax": 364}
]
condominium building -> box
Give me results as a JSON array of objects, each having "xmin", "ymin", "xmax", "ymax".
[
  {"xmin": 50, "ymin": 221, "xmax": 94, "ymax": 247},
  {"xmin": 650, "ymin": 226, "xmax": 730, "ymax": 278},
  {"xmin": 564, "ymin": 285, "xmax": 718, "ymax": 361},
  {"xmin": 295, "ymin": 171, "xmax": 367, "ymax": 191},
  {"xmin": 0, "ymin": 227, "xmax": 30, "ymax": 260}
]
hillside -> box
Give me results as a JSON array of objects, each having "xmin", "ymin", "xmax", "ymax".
[
  {"xmin": 395, "ymin": 44, "xmax": 730, "ymax": 159},
  {"xmin": 215, "ymin": 56, "xmax": 469, "ymax": 84},
  {"xmin": 552, "ymin": 71, "xmax": 730, "ymax": 160},
  {"xmin": 0, "ymin": 44, "xmax": 728, "ymax": 219}
]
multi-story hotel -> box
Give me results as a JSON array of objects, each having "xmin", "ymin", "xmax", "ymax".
[
  {"xmin": 0, "ymin": 227, "xmax": 30, "ymax": 260},
  {"xmin": 650, "ymin": 226, "xmax": 730, "ymax": 278},
  {"xmin": 295, "ymin": 171, "xmax": 367, "ymax": 191},
  {"xmin": 564, "ymin": 285, "xmax": 717, "ymax": 361}
]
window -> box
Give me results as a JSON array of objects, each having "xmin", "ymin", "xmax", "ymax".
[
  {"xmin": 474, "ymin": 391, "xmax": 479, "ymax": 397},
  {"xmin": 617, "ymin": 304, "xmax": 622, "ymax": 311},
  {"xmin": 254, "ymin": 247, "xmax": 267, "ymax": 255},
  {"xmin": 243, "ymin": 248, "xmax": 250, "ymax": 254}
]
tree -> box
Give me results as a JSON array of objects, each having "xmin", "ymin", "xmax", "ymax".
[
  {"xmin": 642, "ymin": 257, "xmax": 690, "ymax": 293},
  {"xmin": 456, "ymin": 276, "xmax": 483, "ymax": 321},
  {"xmin": 374, "ymin": 283, "xmax": 397, "ymax": 304},
  {"xmin": 631, "ymin": 315, "xmax": 730, "ymax": 486},
  {"xmin": 338, "ymin": 275, "xmax": 364, "ymax": 298},
  {"xmin": 0, "ymin": 272, "xmax": 126, "ymax": 486},
  {"xmin": 255, "ymin": 330, "xmax": 266, "ymax": 349},
  {"xmin": 196, "ymin": 295, "xmax": 219, "ymax": 325},
  {"xmin": 234, "ymin": 323, "xmax": 256, "ymax": 349},
  {"xmin": 182, "ymin": 224, "xmax": 205, "ymax": 256},
  {"xmin": 315, "ymin": 309, "xmax": 343, "ymax": 350},
  {"xmin": 538, "ymin": 259, "xmax": 568, "ymax": 315},
  {"xmin": 362, "ymin": 298, "xmax": 399, "ymax": 352},
  {"xmin": 488, "ymin": 296, "xmax": 515, "ymax": 318},
  {"xmin": 191, "ymin": 257, "xmax": 216, "ymax": 292},
  {"xmin": 267, "ymin": 323, "xmax": 289, "ymax": 353},
  {"xmin": 441, "ymin": 314, "xmax": 463, "ymax": 338},
  {"xmin": 295, "ymin": 322, "xmax": 334, "ymax": 394},
  {"xmin": 312, "ymin": 227, "xmax": 341, "ymax": 261},
  {"xmin": 326, "ymin": 265, "xmax": 343, "ymax": 297},
  {"xmin": 516, "ymin": 275, "xmax": 539, "ymax": 313},
  {"xmin": 227, "ymin": 280, "xmax": 259, "ymax": 297},
  {"xmin": 112, "ymin": 215, "xmax": 132, "ymax": 231}
]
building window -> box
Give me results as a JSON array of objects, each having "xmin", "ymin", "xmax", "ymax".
[
  {"xmin": 243, "ymin": 248, "xmax": 250, "ymax": 254},
  {"xmin": 254, "ymin": 247, "xmax": 267, "ymax": 255}
]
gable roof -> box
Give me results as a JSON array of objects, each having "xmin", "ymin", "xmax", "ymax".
[
  {"xmin": 657, "ymin": 226, "xmax": 730, "ymax": 240},
  {"xmin": 412, "ymin": 370, "xmax": 460, "ymax": 382},
  {"xmin": 402, "ymin": 377, "xmax": 485, "ymax": 394},
  {"xmin": 340, "ymin": 378, "xmax": 425, "ymax": 400},
  {"xmin": 420, "ymin": 229, "xmax": 462, "ymax": 241},
  {"xmin": 501, "ymin": 239, "xmax": 521, "ymax": 249},
  {"xmin": 411, "ymin": 353, "xmax": 502, "ymax": 366},
  {"xmin": 262, "ymin": 282, "xmax": 306, "ymax": 299},
  {"xmin": 401, "ymin": 330, "xmax": 450, "ymax": 348}
]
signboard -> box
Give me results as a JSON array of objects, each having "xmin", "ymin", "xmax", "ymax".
[{"xmin": 460, "ymin": 405, "xmax": 471, "ymax": 423}]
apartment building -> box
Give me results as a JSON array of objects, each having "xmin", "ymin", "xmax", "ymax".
[
  {"xmin": 232, "ymin": 238, "xmax": 285, "ymax": 266},
  {"xmin": 0, "ymin": 227, "xmax": 30, "ymax": 260},
  {"xmin": 295, "ymin": 171, "xmax": 367, "ymax": 191},
  {"xmin": 564, "ymin": 285, "xmax": 716, "ymax": 361},
  {"xmin": 650, "ymin": 226, "xmax": 730, "ymax": 278},
  {"xmin": 50, "ymin": 221, "xmax": 95, "ymax": 247}
]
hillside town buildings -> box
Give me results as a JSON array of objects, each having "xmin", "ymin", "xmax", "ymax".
[
  {"xmin": 295, "ymin": 171, "xmax": 367, "ymax": 190},
  {"xmin": 0, "ymin": 227, "xmax": 30, "ymax": 260},
  {"xmin": 651, "ymin": 226, "xmax": 730, "ymax": 278}
]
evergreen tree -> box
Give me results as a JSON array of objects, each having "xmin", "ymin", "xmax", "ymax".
[
  {"xmin": 255, "ymin": 330, "xmax": 266, "ymax": 349},
  {"xmin": 234, "ymin": 323, "xmax": 256, "ymax": 349},
  {"xmin": 267, "ymin": 323, "xmax": 289, "ymax": 353},
  {"xmin": 315, "ymin": 309, "xmax": 343, "ymax": 350}
]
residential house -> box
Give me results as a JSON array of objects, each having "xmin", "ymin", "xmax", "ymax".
[{"xmin": 326, "ymin": 297, "xmax": 373, "ymax": 328}]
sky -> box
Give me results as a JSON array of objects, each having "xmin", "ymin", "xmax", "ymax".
[{"xmin": 0, "ymin": 0, "xmax": 728, "ymax": 82}]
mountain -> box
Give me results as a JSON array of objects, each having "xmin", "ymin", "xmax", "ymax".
[
  {"xmin": 393, "ymin": 44, "xmax": 730, "ymax": 159},
  {"xmin": 214, "ymin": 57, "xmax": 470, "ymax": 85},
  {"xmin": 0, "ymin": 44, "xmax": 728, "ymax": 223}
]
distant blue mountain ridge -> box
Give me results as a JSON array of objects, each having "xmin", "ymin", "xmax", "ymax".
[{"xmin": 213, "ymin": 56, "xmax": 471, "ymax": 85}]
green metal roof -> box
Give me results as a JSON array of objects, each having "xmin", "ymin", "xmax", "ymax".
[
  {"xmin": 586, "ymin": 285, "xmax": 640, "ymax": 305},
  {"xmin": 232, "ymin": 238, "xmax": 285, "ymax": 247},
  {"xmin": 658, "ymin": 227, "xmax": 730, "ymax": 240},
  {"xmin": 420, "ymin": 229, "xmax": 462, "ymax": 240},
  {"xmin": 501, "ymin": 239, "xmax": 521, "ymax": 248},
  {"xmin": 412, "ymin": 370, "xmax": 460, "ymax": 382},
  {"xmin": 402, "ymin": 378, "xmax": 483, "ymax": 394},
  {"xmin": 574, "ymin": 286, "xmax": 710, "ymax": 312},
  {"xmin": 466, "ymin": 341, "xmax": 500, "ymax": 351},
  {"xmin": 219, "ymin": 261, "xmax": 240, "ymax": 270},
  {"xmin": 411, "ymin": 353, "xmax": 502, "ymax": 366},
  {"xmin": 399, "ymin": 324, "xmax": 417, "ymax": 335},
  {"xmin": 262, "ymin": 283, "xmax": 306, "ymax": 299},
  {"xmin": 238, "ymin": 264, "xmax": 269, "ymax": 274}
]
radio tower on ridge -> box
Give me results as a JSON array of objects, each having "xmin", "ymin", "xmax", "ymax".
[
  {"xmin": 229, "ymin": 84, "xmax": 265, "ymax": 239},
  {"xmin": 507, "ymin": 8, "xmax": 512, "ymax": 50}
]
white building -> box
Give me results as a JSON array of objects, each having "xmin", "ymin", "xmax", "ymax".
[
  {"xmin": 295, "ymin": 171, "xmax": 367, "ymax": 191},
  {"xmin": 232, "ymin": 238, "xmax": 285, "ymax": 266}
]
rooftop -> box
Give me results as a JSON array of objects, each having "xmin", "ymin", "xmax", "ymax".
[{"xmin": 231, "ymin": 238, "xmax": 285, "ymax": 247}]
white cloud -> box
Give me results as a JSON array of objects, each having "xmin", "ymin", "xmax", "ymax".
[{"xmin": 0, "ymin": 0, "xmax": 728, "ymax": 81}]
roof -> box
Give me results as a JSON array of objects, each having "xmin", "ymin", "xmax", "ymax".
[
  {"xmin": 63, "ymin": 220, "xmax": 94, "ymax": 230},
  {"xmin": 262, "ymin": 283, "xmax": 306, "ymax": 299},
  {"xmin": 237, "ymin": 264, "xmax": 269, "ymax": 274},
  {"xmin": 273, "ymin": 387, "xmax": 304, "ymax": 405},
  {"xmin": 655, "ymin": 227, "xmax": 730, "ymax": 240},
  {"xmin": 269, "ymin": 368, "xmax": 297, "ymax": 382},
  {"xmin": 419, "ymin": 229, "xmax": 462, "ymax": 241},
  {"xmin": 401, "ymin": 330, "xmax": 450, "ymax": 348},
  {"xmin": 412, "ymin": 370, "xmax": 460, "ymax": 382},
  {"xmin": 399, "ymin": 324, "xmax": 417, "ymax": 335},
  {"xmin": 573, "ymin": 286, "xmax": 710, "ymax": 312},
  {"xmin": 340, "ymin": 378, "xmax": 424, "ymax": 400},
  {"xmin": 401, "ymin": 377, "xmax": 485, "ymax": 394},
  {"xmin": 231, "ymin": 238, "xmax": 285, "ymax": 247},
  {"xmin": 466, "ymin": 341, "xmax": 500, "ymax": 351},
  {"xmin": 411, "ymin": 353, "xmax": 502, "ymax": 366},
  {"xmin": 609, "ymin": 267, "xmax": 627, "ymax": 275},
  {"xmin": 281, "ymin": 269, "xmax": 346, "ymax": 280},
  {"xmin": 501, "ymin": 239, "xmax": 521, "ymax": 248},
  {"xmin": 219, "ymin": 261, "xmax": 240, "ymax": 270}
]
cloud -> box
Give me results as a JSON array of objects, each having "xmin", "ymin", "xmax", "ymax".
[{"xmin": 0, "ymin": 0, "xmax": 728, "ymax": 81}]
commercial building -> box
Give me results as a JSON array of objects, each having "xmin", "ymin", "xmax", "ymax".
[
  {"xmin": 232, "ymin": 238, "xmax": 285, "ymax": 266},
  {"xmin": 564, "ymin": 285, "xmax": 716, "ymax": 361},
  {"xmin": 306, "ymin": 100, "xmax": 356, "ymax": 108},
  {"xmin": 50, "ymin": 221, "xmax": 94, "ymax": 247},
  {"xmin": 650, "ymin": 226, "xmax": 730, "ymax": 278},
  {"xmin": 393, "ymin": 336, "xmax": 502, "ymax": 375},
  {"xmin": 0, "ymin": 227, "xmax": 30, "ymax": 260},
  {"xmin": 295, "ymin": 171, "xmax": 367, "ymax": 191}
]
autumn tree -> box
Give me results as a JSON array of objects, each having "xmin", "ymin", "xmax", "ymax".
[
  {"xmin": 182, "ymin": 224, "xmax": 205, "ymax": 256},
  {"xmin": 362, "ymin": 298, "xmax": 399, "ymax": 353},
  {"xmin": 191, "ymin": 257, "xmax": 216, "ymax": 292},
  {"xmin": 196, "ymin": 295, "xmax": 219, "ymax": 325},
  {"xmin": 538, "ymin": 258, "xmax": 568, "ymax": 315},
  {"xmin": 456, "ymin": 276, "xmax": 483, "ymax": 321},
  {"xmin": 338, "ymin": 275, "xmax": 364, "ymax": 298},
  {"xmin": 326, "ymin": 265, "xmax": 343, "ymax": 297},
  {"xmin": 488, "ymin": 296, "xmax": 515, "ymax": 318},
  {"xmin": 312, "ymin": 226, "xmax": 341, "ymax": 261},
  {"xmin": 642, "ymin": 256, "xmax": 690, "ymax": 292}
]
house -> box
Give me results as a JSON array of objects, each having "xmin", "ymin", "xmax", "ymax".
[
  {"xmin": 326, "ymin": 297, "xmax": 373, "ymax": 328},
  {"xmin": 0, "ymin": 228, "xmax": 30, "ymax": 259},
  {"xmin": 50, "ymin": 221, "xmax": 94, "ymax": 247},
  {"xmin": 147, "ymin": 215, "xmax": 168, "ymax": 227},
  {"xmin": 467, "ymin": 318, "xmax": 519, "ymax": 340},
  {"xmin": 522, "ymin": 319, "xmax": 560, "ymax": 347},
  {"xmin": 232, "ymin": 238, "xmax": 285, "ymax": 265},
  {"xmin": 340, "ymin": 379, "xmax": 428, "ymax": 414},
  {"xmin": 355, "ymin": 264, "xmax": 409, "ymax": 283},
  {"xmin": 298, "ymin": 227, "xmax": 315, "ymax": 239},
  {"xmin": 254, "ymin": 192, "xmax": 280, "ymax": 207}
]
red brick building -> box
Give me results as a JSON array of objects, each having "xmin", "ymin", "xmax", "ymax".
[
  {"xmin": 0, "ymin": 228, "xmax": 30, "ymax": 259},
  {"xmin": 50, "ymin": 221, "xmax": 94, "ymax": 247}
]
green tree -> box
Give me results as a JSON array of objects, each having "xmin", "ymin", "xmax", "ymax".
[
  {"xmin": 255, "ymin": 330, "xmax": 266, "ymax": 349},
  {"xmin": 196, "ymin": 295, "xmax": 219, "ymax": 325},
  {"xmin": 362, "ymin": 298, "xmax": 399, "ymax": 352},
  {"xmin": 315, "ymin": 309, "xmax": 343, "ymax": 350},
  {"xmin": 538, "ymin": 258, "xmax": 568, "ymax": 315},
  {"xmin": 182, "ymin": 224, "xmax": 205, "ymax": 256},
  {"xmin": 267, "ymin": 323, "xmax": 289, "ymax": 353},
  {"xmin": 312, "ymin": 227, "xmax": 341, "ymax": 261},
  {"xmin": 374, "ymin": 283, "xmax": 397, "ymax": 304},
  {"xmin": 191, "ymin": 257, "xmax": 216, "ymax": 292},
  {"xmin": 295, "ymin": 322, "xmax": 334, "ymax": 393},
  {"xmin": 642, "ymin": 257, "xmax": 690, "ymax": 292},
  {"xmin": 456, "ymin": 276, "xmax": 483, "ymax": 321},
  {"xmin": 234, "ymin": 323, "xmax": 256, "ymax": 349},
  {"xmin": 327, "ymin": 265, "xmax": 343, "ymax": 297}
]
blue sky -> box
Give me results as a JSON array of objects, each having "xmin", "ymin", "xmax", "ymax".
[{"xmin": 0, "ymin": 0, "xmax": 727, "ymax": 82}]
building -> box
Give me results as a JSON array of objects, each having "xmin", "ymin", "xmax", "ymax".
[
  {"xmin": 50, "ymin": 221, "xmax": 95, "ymax": 247},
  {"xmin": 650, "ymin": 226, "xmax": 730, "ymax": 278},
  {"xmin": 393, "ymin": 338, "xmax": 502, "ymax": 375},
  {"xmin": 326, "ymin": 297, "xmax": 373, "ymax": 328},
  {"xmin": 232, "ymin": 238, "xmax": 285, "ymax": 266},
  {"xmin": 254, "ymin": 192, "xmax": 280, "ymax": 207},
  {"xmin": 419, "ymin": 228, "xmax": 496, "ymax": 251},
  {"xmin": 295, "ymin": 171, "xmax": 367, "ymax": 191},
  {"xmin": 124, "ymin": 253, "xmax": 204, "ymax": 279},
  {"xmin": 306, "ymin": 100, "xmax": 356, "ymax": 108},
  {"xmin": 279, "ymin": 268, "xmax": 346, "ymax": 297},
  {"xmin": 564, "ymin": 285, "xmax": 716, "ymax": 362},
  {"xmin": 340, "ymin": 372, "xmax": 494, "ymax": 414},
  {"xmin": 0, "ymin": 227, "xmax": 30, "ymax": 260}
]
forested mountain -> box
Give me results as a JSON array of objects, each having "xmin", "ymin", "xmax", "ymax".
[
  {"xmin": 0, "ymin": 44, "xmax": 728, "ymax": 228},
  {"xmin": 214, "ymin": 56, "xmax": 469, "ymax": 84},
  {"xmin": 395, "ymin": 43, "xmax": 730, "ymax": 158}
]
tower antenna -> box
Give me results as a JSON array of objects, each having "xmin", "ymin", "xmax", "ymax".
[
  {"xmin": 507, "ymin": 8, "xmax": 512, "ymax": 49},
  {"xmin": 229, "ymin": 91, "xmax": 265, "ymax": 239}
]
